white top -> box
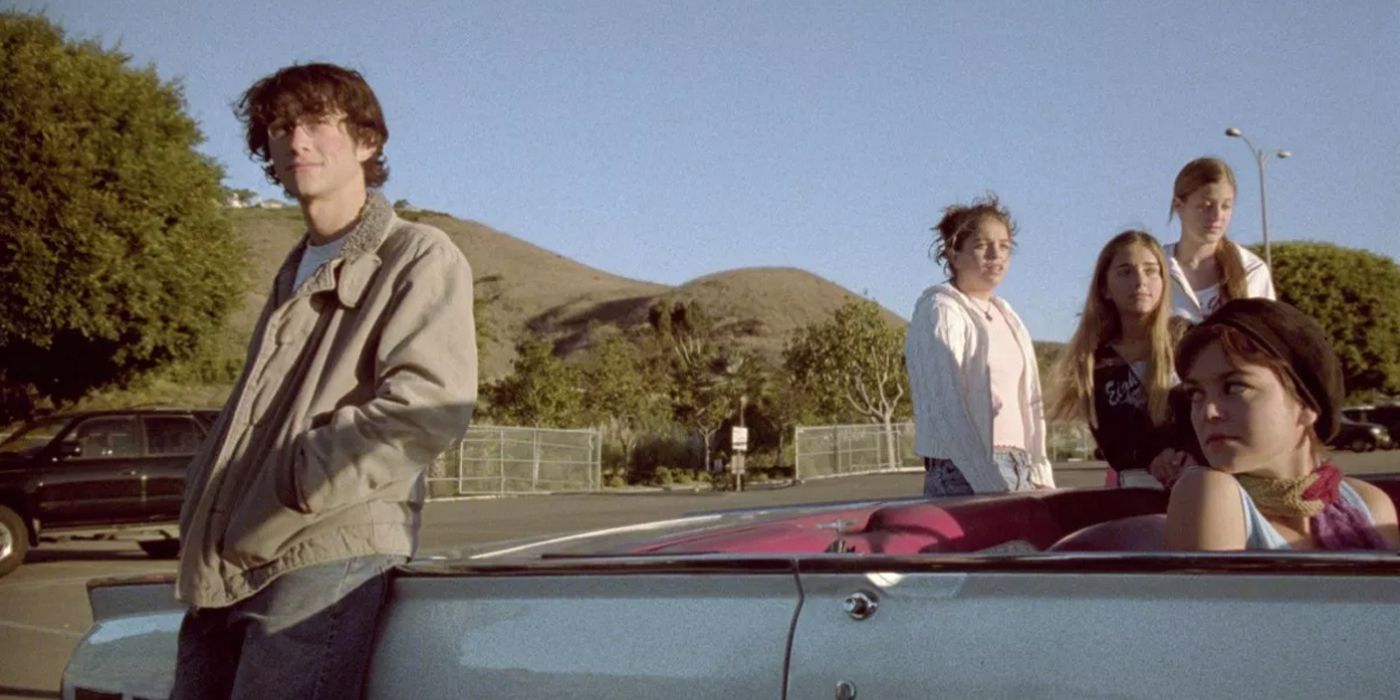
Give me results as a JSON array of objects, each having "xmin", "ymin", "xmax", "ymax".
[
  {"xmin": 295, "ymin": 236, "xmax": 349, "ymax": 290},
  {"xmin": 904, "ymin": 282, "xmax": 1054, "ymax": 493},
  {"xmin": 1163, "ymin": 242, "xmax": 1276, "ymax": 322},
  {"xmin": 1193, "ymin": 284, "xmax": 1223, "ymax": 319}
]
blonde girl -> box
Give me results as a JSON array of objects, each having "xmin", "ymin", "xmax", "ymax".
[{"xmin": 1166, "ymin": 157, "xmax": 1276, "ymax": 322}]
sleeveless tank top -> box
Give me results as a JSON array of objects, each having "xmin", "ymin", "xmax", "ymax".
[{"xmin": 1235, "ymin": 480, "xmax": 1375, "ymax": 550}]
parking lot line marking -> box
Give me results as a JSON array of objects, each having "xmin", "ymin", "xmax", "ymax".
[
  {"xmin": 0, "ymin": 619, "xmax": 84, "ymax": 638},
  {"xmin": 0, "ymin": 572, "xmax": 165, "ymax": 591}
]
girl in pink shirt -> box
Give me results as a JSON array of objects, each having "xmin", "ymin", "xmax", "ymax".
[{"xmin": 905, "ymin": 195, "xmax": 1053, "ymax": 496}]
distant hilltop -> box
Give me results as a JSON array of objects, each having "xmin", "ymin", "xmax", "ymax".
[{"xmin": 226, "ymin": 205, "xmax": 907, "ymax": 380}]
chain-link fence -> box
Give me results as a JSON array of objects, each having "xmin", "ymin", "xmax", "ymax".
[
  {"xmin": 794, "ymin": 423, "xmax": 922, "ymax": 480},
  {"xmin": 795, "ymin": 421, "xmax": 1098, "ymax": 481},
  {"xmin": 1047, "ymin": 421, "xmax": 1095, "ymax": 462},
  {"xmin": 428, "ymin": 425, "xmax": 602, "ymax": 498}
]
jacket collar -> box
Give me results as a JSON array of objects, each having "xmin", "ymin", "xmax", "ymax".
[
  {"xmin": 274, "ymin": 191, "xmax": 393, "ymax": 308},
  {"xmin": 932, "ymin": 281, "xmax": 1035, "ymax": 355},
  {"xmin": 933, "ymin": 281, "xmax": 1005, "ymax": 321}
]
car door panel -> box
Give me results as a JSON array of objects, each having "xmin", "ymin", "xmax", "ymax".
[
  {"xmin": 369, "ymin": 573, "xmax": 800, "ymax": 699},
  {"xmin": 35, "ymin": 416, "xmax": 146, "ymax": 526},
  {"xmin": 788, "ymin": 569, "xmax": 1400, "ymax": 698},
  {"xmin": 140, "ymin": 415, "xmax": 207, "ymax": 521}
]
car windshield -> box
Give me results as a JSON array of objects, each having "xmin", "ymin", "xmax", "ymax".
[{"xmin": 0, "ymin": 415, "xmax": 72, "ymax": 457}]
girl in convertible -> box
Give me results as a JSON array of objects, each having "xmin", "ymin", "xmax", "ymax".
[
  {"xmin": 1047, "ymin": 231, "xmax": 1191, "ymax": 488},
  {"xmin": 1165, "ymin": 157, "xmax": 1276, "ymax": 322},
  {"xmin": 1165, "ymin": 298, "xmax": 1400, "ymax": 550}
]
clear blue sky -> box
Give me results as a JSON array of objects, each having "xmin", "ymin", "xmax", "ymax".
[{"xmin": 16, "ymin": 1, "xmax": 1400, "ymax": 341}]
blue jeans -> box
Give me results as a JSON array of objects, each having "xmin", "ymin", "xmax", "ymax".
[
  {"xmin": 923, "ymin": 450, "xmax": 1034, "ymax": 497},
  {"xmin": 171, "ymin": 554, "xmax": 401, "ymax": 700}
]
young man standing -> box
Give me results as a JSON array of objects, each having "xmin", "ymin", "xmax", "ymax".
[{"xmin": 172, "ymin": 63, "xmax": 477, "ymax": 699}]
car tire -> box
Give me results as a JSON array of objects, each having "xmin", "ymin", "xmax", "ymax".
[
  {"xmin": 1348, "ymin": 438, "xmax": 1373, "ymax": 452},
  {"xmin": 0, "ymin": 505, "xmax": 30, "ymax": 577},
  {"xmin": 138, "ymin": 539, "xmax": 181, "ymax": 559}
]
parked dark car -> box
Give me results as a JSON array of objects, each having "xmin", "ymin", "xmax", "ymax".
[
  {"xmin": 1328, "ymin": 416, "xmax": 1392, "ymax": 452},
  {"xmin": 1343, "ymin": 405, "xmax": 1400, "ymax": 448},
  {"xmin": 0, "ymin": 408, "xmax": 218, "ymax": 576}
]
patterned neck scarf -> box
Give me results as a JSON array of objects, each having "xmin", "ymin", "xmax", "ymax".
[{"xmin": 1238, "ymin": 463, "xmax": 1386, "ymax": 550}]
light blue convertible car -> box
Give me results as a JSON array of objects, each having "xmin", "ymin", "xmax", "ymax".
[{"xmin": 63, "ymin": 479, "xmax": 1400, "ymax": 699}]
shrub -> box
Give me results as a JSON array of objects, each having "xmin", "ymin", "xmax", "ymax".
[
  {"xmin": 631, "ymin": 430, "xmax": 699, "ymax": 480},
  {"xmin": 744, "ymin": 450, "xmax": 779, "ymax": 469}
]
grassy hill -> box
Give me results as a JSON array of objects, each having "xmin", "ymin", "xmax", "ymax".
[
  {"xmin": 222, "ymin": 207, "xmax": 905, "ymax": 380},
  {"xmin": 63, "ymin": 205, "xmax": 1060, "ymax": 414}
]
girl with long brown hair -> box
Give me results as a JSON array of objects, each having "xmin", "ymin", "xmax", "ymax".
[
  {"xmin": 1048, "ymin": 231, "xmax": 1187, "ymax": 487},
  {"xmin": 1166, "ymin": 157, "xmax": 1276, "ymax": 321}
]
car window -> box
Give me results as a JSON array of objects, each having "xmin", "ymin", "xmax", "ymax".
[
  {"xmin": 143, "ymin": 416, "xmax": 205, "ymax": 455},
  {"xmin": 193, "ymin": 410, "xmax": 221, "ymax": 429},
  {"xmin": 68, "ymin": 416, "xmax": 141, "ymax": 459},
  {"xmin": 0, "ymin": 415, "xmax": 71, "ymax": 457}
]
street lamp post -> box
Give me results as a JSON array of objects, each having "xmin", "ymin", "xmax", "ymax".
[{"xmin": 1224, "ymin": 127, "xmax": 1291, "ymax": 271}]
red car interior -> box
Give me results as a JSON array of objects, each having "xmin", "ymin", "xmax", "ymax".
[
  {"xmin": 625, "ymin": 476, "xmax": 1400, "ymax": 556},
  {"xmin": 629, "ymin": 487, "xmax": 1170, "ymax": 555}
]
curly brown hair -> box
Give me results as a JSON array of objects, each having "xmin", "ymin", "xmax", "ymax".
[
  {"xmin": 236, "ymin": 63, "xmax": 390, "ymax": 191},
  {"xmin": 929, "ymin": 193, "xmax": 1017, "ymax": 279}
]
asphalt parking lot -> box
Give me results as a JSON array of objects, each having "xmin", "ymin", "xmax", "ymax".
[{"xmin": 3, "ymin": 454, "xmax": 1396, "ymax": 699}]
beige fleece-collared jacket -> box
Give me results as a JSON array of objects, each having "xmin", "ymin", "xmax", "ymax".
[{"xmin": 177, "ymin": 192, "xmax": 477, "ymax": 608}]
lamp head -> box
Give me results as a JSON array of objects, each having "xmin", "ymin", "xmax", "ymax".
[{"xmin": 1225, "ymin": 127, "xmax": 1243, "ymax": 137}]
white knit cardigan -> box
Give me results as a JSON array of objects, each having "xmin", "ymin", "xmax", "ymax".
[{"xmin": 904, "ymin": 283, "xmax": 1054, "ymax": 492}]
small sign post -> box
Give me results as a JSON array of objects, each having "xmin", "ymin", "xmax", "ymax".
[
  {"xmin": 731, "ymin": 426, "xmax": 749, "ymax": 453},
  {"xmin": 730, "ymin": 426, "xmax": 748, "ymax": 492}
]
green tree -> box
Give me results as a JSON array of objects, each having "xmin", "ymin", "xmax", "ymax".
[
  {"xmin": 580, "ymin": 331, "xmax": 670, "ymax": 469},
  {"xmin": 227, "ymin": 188, "xmax": 258, "ymax": 206},
  {"xmin": 481, "ymin": 337, "xmax": 583, "ymax": 426},
  {"xmin": 744, "ymin": 357, "xmax": 815, "ymax": 468},
  {"xmin": 783, "ymin": 300, "xmax": 910, "ymax": 468},
  {"xmin": 648, "ymin": 299, "xmax": 753, "ymax": 470},
  {"xmin": 1033, "ymin": 341, "xmax": 1064, "ymax": 384},
  {"xmin": 0, "ymin": 14, "xmax": 244, "ymax": 422},
  {"xmin": 1263, "ymin": 241, "xmax": 1400, "ymax": 398}
]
